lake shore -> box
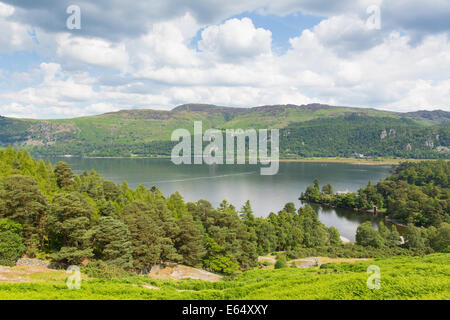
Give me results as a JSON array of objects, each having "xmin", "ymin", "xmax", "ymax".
[
  {"xmin": 277, "ymin": 157, "xmax": 442, "ymax": 165},
  {"xmin": 50, "ymin": 155, "xmax": 445, "ymax": 166}
]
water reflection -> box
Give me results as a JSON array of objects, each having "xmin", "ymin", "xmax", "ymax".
[{"xmin": 307, "ymin": 202, "xmax": 381, "ymax": 240}]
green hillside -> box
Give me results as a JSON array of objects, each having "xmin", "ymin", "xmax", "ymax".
[
  {"xmin": 1, "ymin": 254, "xmax": 448, "ymax": 299},
  {"xmin": 0, "ymin": 148, "xmax": 448, "ymax": 300},
  {"xmin": 0, "ymin": 104, "xmax": 449, "ymax": 158}
]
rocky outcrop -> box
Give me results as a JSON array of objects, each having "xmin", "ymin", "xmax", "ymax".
[
  {"xmin": 380, "ymin": 129, "xmax": 396, "ymax": 140},
  {"xmin": 16, "ymin": 258, "xmax": 50, "ymax": 268},
  {"xmin": 436, "ymin": 146, "xmax": 450, "ymax": 153},
  {"xmin": 148, "ymin": 263, "xmax": 222, "ymax": 282}
]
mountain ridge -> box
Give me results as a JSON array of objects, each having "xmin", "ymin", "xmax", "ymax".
[
  {"xmin": 90, "ymin": 103, "xmax": 450, "ymax": 121},
  {"xmin": 0, "ymin": 103, "xmax": 448, "ymax": 158}
]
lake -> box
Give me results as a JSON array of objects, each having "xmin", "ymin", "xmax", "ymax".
[{"xmin": 47, "ymin": 157, "xmax": 393, "ymax": 240}]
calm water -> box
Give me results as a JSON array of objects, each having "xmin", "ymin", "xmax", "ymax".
[{"xmin": 47, "ymin": 158, "xmax": 392, "ymax": 240}]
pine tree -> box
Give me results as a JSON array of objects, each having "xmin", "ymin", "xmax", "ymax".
[
  {"xmin": 53, "ymin": 162, "xmax": 76, "ymax": 190},
  {"xmin": 48, "ymin": 192, "xmax": 95, "ymax": 265},
  {"xmin": 153, "ymin": 200, "xmax": 183, "ymax": 263},
  {"xmin": 175, "ymin": 215, "xmax": 206, "ymax": 267},
  {"xmin": 0, "ymin": 219, "xmax": 26, "ymax": 266},
  {"xmin": 328, "ymin": 226, "xmax": 341, "ymax": 245},
  {"xmin": 121, "ymin": 202, "xmax": 165, "ymax": 271},
  {"xmin": 405, "ymin": 224, "xmax": 425, "ymax": 250},
  {"xmin": 167, "ymin": 191, "xmax": 188, "ymax": 218},
  {"xmin": 378, "ymin": 221, "xmax": 390, "ymax": 240},
  {"xmin": 0, "ymin": 175, "xmax": 48, "ymax": 254},
  {"xmin": 322, "ymin": 184, "xmax": 334, "ymax": 195},
  {"xmin": 429, "ymin": 222, "xmax": 449, "ymax": 252},
  {"xmin": 240, "ymin": 200, "xmax": 256, "ymax": 226},
  {"xmin": 92, "ymin": 216, "xmax": 133, "ymax": 269},
  {"xmin": 355, "ymin": 221, "xmax": 385, "ymax": 248},
  {"xmin": 298, "ymin": 205, "xmax": 328, "ymax": 247},
  {"xmin": 387, "ymin": 225, "xmax": 402, "ymax": 247},
  {"xmin": 314, "ymin": 178, "xmax": 320, "ymax": 190}
]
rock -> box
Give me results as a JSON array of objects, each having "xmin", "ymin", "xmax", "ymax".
[
  {"xmin": 148, "ymin": 264, "xmax": 222, "ymax": 282},
  {"xmin": 294, "ymin": 258, "xmax": 318, "ymax": 268},
  {"xmin": 16, "ymin": 258, "xmax": 50, "ymax": 268},
  {"xmin": 436, "ymin": 146, "xmax": 450, "ymax": 153}
]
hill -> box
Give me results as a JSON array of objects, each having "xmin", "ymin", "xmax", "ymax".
[
  {"xmin": 0, "ymin": 104, "xmax": 449, "ymax": 158},
  {"xmin": 0, "ymin": 148, "xmax": 449, "ymax": 300},
  {"xmin": 0, "ymin": 254, "xmax": 448, "ymax": 299}
]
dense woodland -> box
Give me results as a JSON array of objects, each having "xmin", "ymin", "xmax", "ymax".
[
  {"xmin": 301, "ymin": 161, "xmax": 449, "ymax": 226},
  {"xmin": 0, "ymin": 148, "xmax": 448, "ymax": 276},
  {"xmin": 301, "ymin": 160, "xmax": 449, "ymax": 253},
  {"xmin": 280, "ymin": 115, "xmax": 449, "ymax": 158},
  {"xmin": 0, "ymin": 147, "xmax": 340, "ymax": 274},
  {"xmin": 1, "ymin": 113, "xmax": 449, "ymax": 159}
]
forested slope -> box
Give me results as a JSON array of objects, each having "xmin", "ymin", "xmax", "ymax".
[
  {"xmin": 0, "ymin": 104, "xmax": 448, "ymax": 158},
  {"xmin": 1, "ymin": 148, "xmax": 448, "ymax": 279}
]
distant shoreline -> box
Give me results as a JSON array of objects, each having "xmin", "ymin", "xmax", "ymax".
[
  {"xmin": 278, "ymin": 157, "xmax": 410, "ymax": 165},
  {"xmin": 45, "ymin": 155, "xmax": 447, "ymax": 165},
  {"xmin": 281, "ymin": 157, "xmax": 448, "ymax": 165}
]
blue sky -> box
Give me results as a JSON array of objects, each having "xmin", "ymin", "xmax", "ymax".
[
  {"xmin": 0, "ymin": 51, "xmax": 42, "ymax": 73},
  {"xmin": 0, "ymin": 0, "xmax": 449, "ymax": 118}
]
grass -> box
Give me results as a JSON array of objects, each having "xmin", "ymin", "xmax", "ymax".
[{"xmin": 1, "ymin": 254, "xmax": 448, "ymax": 300}]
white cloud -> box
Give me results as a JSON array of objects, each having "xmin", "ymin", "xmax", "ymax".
[
  {"xmin": 57, "ymin": 35, "xmax": 129, "ymax": 71},
  {"xmin": 0, "ymin": 2, "xmax": 32, "ymax": 52},
  {"xmin": 383, "ymin": 80, "xmax": 450, "ymax": 111},
  {"xmin": 86, "ymin": 102, "xmax": 119, "ymax": 114},
  {"xmin": 281, "ymin": 24, "xmax": 450, "ymax": 109},
  {"xmin": 0, "ymin": 63, "xmax": 99, "ymax": 117},
  {"xmin": 311, "ymin": 15, "xmax": 384, "ymax": 55},
  {"xmin": 131, "ymin": 13, "xmax": 201, "ymax": 71},
  {"xmin": 39, "ymin": 62, "xmax": 61, "ymax": 81},
  {"xmin": 1, "ymin": 1, "xmax": 450, "ymax": 118},
  {"xmin": 198, "ymin": 18, "xmax": 272, "ymax": 61},
  {"xmin": 0, "ymin": 2, "xmax": 13, "ymax": 17}
]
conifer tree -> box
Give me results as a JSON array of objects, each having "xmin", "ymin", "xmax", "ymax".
[
  {"xmin": 0, "ymin": 175, "xmax": 48, "ymax": 254},
  {"xmin": 92, "ymin": 216, "xmax": 133, "ymax": 269},
  {"xmin": 175, "ymin": 214, "xmax": 206, "ymax": 267},
  {"xmin": 387, "ymin": 225, "xmax": 402, "ymax": 247},
  {"xmin": 53, "ymin": 161, "xmax": 76, "ymax": 190},
  {"xmin": 48, "ymin": 192, "xmax": 95, "ymax": 265},
  {"xmin": 328, "ymin": 226, "xmax": 342, "ymax": 245},
  {"xmin": 121, "ymin": 201, "xmax": 165, "ymax": 271},
  {"xmin": 167, "ymin": 191, "xmax": 188, "ymax": 218}
]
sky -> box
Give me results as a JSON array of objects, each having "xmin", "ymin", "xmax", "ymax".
[{"xmin": 0, "ymin": 0, "xmax": 449, "ymax": 119}]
